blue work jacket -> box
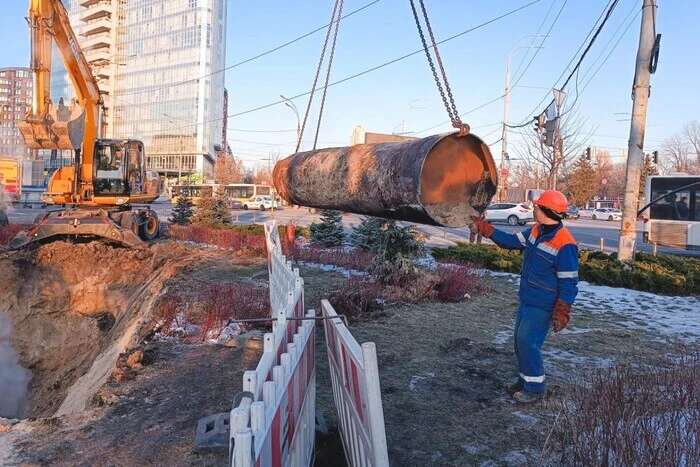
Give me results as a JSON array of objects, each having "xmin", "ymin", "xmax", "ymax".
[{"xmin": 491, "ymin": 223, "xmax": 579, "ymax": 309}]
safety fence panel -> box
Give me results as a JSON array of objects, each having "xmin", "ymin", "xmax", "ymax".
[
  {"xmin": 321, "ymin": 300, "xmax": 389, "ymax": 467},
  {"xmin": 230, "ymin": 221, "xmax": 315, "ymax": 467}
]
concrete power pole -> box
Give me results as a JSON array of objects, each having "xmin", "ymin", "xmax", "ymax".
[
  {"xmin": 499, "ymin": 57, "xmax": 511, "ymax": 201},
  {"xmin": 618, "ymin": 0, "xmax": 657, "ymax": 262}
]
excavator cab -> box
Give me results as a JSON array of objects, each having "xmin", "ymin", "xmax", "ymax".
[{"xmin": 94, "ymin": 140, "xmax": 145, "ymax": 197}]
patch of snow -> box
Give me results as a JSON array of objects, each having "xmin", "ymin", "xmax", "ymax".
[
  {"xmin": 295, "ymin": 261, "xmax": 368, "ymax": 278},
  {"xmin": 462, "ymin": 443, "xmax": 485, "ymax": 455},
  {"xmin": 408, "ymin": 372, "xmax": 435, "ymax": 391},
  {"xmin": 542, "ymin": 348, "xmax": 614, "ymax": 370},
  {"xmin": 512, "ymin": 411, "xmax": 539, "ymax": 426},
  {"xmin": 485, "ymin": 271, "xmax": 700, "ymax": 341},
  {"xmin": 575, "ymin": 281, "xmax": 700, "ymax": 341},
  {"xmin": 493, "ymin": 329, "xmax": 512, "ymax": 346},
  {"xmin": 501, "ymin": 450, "xmax": 528, "ymax": 466}
]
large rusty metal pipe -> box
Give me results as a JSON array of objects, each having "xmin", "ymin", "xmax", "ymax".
[{"xmin": 273, "ymin": 132, "xmax": 498, "ymax": 227}]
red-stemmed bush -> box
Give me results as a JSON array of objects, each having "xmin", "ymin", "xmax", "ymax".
[
  {"xmin": 328, "ymin": 278, "xmax": 384, "ymax": 321},
  {"xmin": 155, "ymin": 282, "xmax": 270, "ymax": 341},
  {"xmin": 435, "ymin": 263, "xmax": 490, "ymax": 302},
  {"xmin": 288, "ymin": 244, "xmax": 373, "ymax": 271},
  {"xmin": 167, "ymin": 224, "xmax": 266, "ymax": 256}
]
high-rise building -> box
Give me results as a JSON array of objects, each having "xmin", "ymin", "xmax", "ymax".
[
  {"xmin": 51, "ymin": 0, "xmax": 227, "ymax": 180},
  {"xmin": 0, "ymin": 67, "xmax": 33, "ymax": 159}
]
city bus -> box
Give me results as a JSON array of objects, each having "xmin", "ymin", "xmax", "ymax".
[
  {"xmin": 642, "ymin": 175, "xmax": 700, "ymax": 250},
  {"xmin": 171, "ymin": 183, "xmax": 274, "ymax": 207}
]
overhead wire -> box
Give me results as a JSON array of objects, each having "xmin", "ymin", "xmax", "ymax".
[
  {"xmin": 115, "ymin": 0, "xmax": 382, "ymax": 98},
  {"xmin": 135, "ymin": 0, "xmax": 543, "ymax": 137}
]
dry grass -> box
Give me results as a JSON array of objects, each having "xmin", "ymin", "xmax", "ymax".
[
  {"xmin": 155, "ymin": 282, "xmax": 270, "ymax": 341},
  {"xmin": 553, "ymin": 349, "xmax": 700, "ymax": 466},
  {"xmin": 167, "ymin": 224, "xmax": 266, "ymax": 256},
  {"xmin": 288, "ymin": 244, "xmax": 373, "ymax": 271}
]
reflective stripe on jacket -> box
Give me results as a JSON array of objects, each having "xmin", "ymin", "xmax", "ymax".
[{"xmin": 491, "ymin": 223, "xmax": 579, "ymax": 309}]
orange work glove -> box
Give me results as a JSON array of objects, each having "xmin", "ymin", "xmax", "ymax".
[
  {"xmin": 552, "ymin": 299, "xmax": 571, "ymax": 332},
  {"xmin": 470, "ymin": 216, "xmax": 494, "ymax": 238}
]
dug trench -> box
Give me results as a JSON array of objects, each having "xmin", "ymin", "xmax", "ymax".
[{"xmin": 0, "ymin": 240, "xmax": 268, "ymax": 466}]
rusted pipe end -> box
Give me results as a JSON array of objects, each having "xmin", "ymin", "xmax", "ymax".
[
  {"xmin": 273, "ymin": 132, "xmax": 497, "ymax": 227},
  {"xmin": 419, "ymin": 133, "xmax": 497, "ymax": 226}
]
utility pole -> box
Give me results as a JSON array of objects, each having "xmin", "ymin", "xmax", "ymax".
[
  {"xmin": 499, "ymin": 55, "xmax": 511, "ymax": 201},
  {"xmin": 618, "ymin": 0, "xmax": 657, "ymax": 262}
]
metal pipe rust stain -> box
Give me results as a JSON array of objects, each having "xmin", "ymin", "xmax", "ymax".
[{"xmin": 273, "ymin": 132, "xmax": 498, "ymax": 227}]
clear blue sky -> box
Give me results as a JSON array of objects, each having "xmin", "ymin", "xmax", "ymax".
[{"xmin": 1, "ymin": 0, "xmax": 697, "ymax": 167}]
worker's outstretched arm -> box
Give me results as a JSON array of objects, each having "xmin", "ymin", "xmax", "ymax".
[
  {"xmin": 490, "ymin": 227, "xmax": 531, "ymax": 251},
  {"xmin": 471, "ymin": 217, "xmax": 530, "ymax": 250},
  {"xmin": 555, "ymin": 244, "xmax": 579, "ymax": 304}
]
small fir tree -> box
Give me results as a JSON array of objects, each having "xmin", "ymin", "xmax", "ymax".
[
  {"xmin": 310, "ymin": 209, "xmax": 344, "ymax": 246},
  {"xmin": 350, "ymin": 216, "xmax": 385, "ymax": 252},
  {"xmin": 567, "ymin": 155, "xmax": 598, "ymax": 207},
  {"xmin": 192, "ymin": 191, "xmax": 231, "ymax": 226},
  {"xmin": 169, "ymin": 192, "xmax": 194, "ymax": 225}
]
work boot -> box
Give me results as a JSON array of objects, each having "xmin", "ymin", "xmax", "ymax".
[
  {"xmin": 506, "ymin": 380, "xmax": 523, "ymax": 396},
  {"xmin": 512, "ymin": 390, "xmax": 544, "ymax": 404}
]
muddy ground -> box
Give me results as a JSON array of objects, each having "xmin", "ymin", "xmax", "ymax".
[
  {"xmin": 0, "ymin": 241, "xmax": 267, "ymax": 466},
  {"xmin": 299, "ymin": 266, "xmax": 698, "ymax": 467}
]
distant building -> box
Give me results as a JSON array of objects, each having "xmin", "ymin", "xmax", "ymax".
[
  {"xmin": 50, "ymin": 0, "xmax": 227, "ymax": 181},
  {"xmin": 350, "ymin": 125, "xmax": 418, "ymax": 145},
  {"xmin": 0, "ymin": 67, "xmax": 32, "ymax": 159}
]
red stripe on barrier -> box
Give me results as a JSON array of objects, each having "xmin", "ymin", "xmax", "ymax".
[
  {"xmin": 351, "ymin": 360, "xmax": 364, "ymax": 422},
  {"xmin": 271, "ymin": 410, "xmax": 281, "ymax": 467}
]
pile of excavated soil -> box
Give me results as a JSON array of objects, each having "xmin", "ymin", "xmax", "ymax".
[{"xmin": 0, "ymin": 240, "xmax": 246, "ymax": 418}]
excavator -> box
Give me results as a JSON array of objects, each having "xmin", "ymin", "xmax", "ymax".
[{"xmin": 10, "ymin": 0, "xmax": 161, "ymax": 249}]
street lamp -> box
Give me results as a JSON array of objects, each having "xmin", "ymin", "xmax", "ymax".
[
  {"xmin": 280, "ymin": 94, "xmax": 300, "ymax": 149},
  {"xmin": 499, "ymin": 35, "xmax": 544, "ymax": 200}
]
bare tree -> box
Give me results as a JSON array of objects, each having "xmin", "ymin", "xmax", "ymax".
[
  {"xmin": 684, "ymin": 120, "xmax": 700, "ymax": 166},
  {"xmin": 661, "ymin": 134, "xmax": 692, "ymax": 173},
  {"xmin": 516, "ymin": 110, "xmax": 591, "ymax": 189}
]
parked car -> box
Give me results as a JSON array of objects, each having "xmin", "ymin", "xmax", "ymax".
[
  {"xmin": 243, "ymin": 195, "xmax": 277, "ymax": 211},
  {"xmin": 566, "ymin": 205, "xmax": 580, "ymax": 219},
  {"xmin": 484, "ymin": 202, "xmax": 534, "ymax": 225},
  {"xmin": 228, "ymin": 199, "xmax": 243, "ymax": 210},
  {"xmin": 580, "ymin": 208, "xmax": 622, "ymax": 221}
]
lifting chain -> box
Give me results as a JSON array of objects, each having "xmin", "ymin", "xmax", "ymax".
[
  {"xmin": 296, "ymin": 0, "xmax": 344, "ymax": 153},
  {"xmin": 409, "ymin": 0, "xmax": 469, "ymax": 136}
]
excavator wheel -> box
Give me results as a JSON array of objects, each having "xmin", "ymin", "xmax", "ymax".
[{"xmin": 139, "ymin": 210, "xmax": 160, "ymax": 241}]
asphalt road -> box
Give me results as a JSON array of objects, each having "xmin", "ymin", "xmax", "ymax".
[{"xmin": 5, "ymin": 201, "xmax": 699, "ymax": 257}]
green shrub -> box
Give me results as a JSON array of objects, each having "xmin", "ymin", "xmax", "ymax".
[
  {"xmin": 310, "ymin": 210, "xmax": 345, "ymax": 247},
  {"xmin": 432, "ymin": 243, "xmax": 699, "ymax": 295}
]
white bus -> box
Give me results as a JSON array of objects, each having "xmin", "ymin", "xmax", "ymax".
[{"xmin": 642, "ymin": 175, "xmax": 700, "ymax": 250}]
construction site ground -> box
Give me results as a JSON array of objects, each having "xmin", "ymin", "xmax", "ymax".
[
  {"xmin": 300, "ymin": 266, "xmax": 699, "ymax": 467},
  {"xmin": 1, "ymin": 238, "xmax": 698, "ymax": 466},
  {"xmin": 0, "ymin": 241, "xmax": 267, "ymax": 466}
]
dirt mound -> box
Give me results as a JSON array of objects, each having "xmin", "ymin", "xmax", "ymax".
[{"xmin": 0, "ymin": 241, "xmax": 195, "ymax": 418}]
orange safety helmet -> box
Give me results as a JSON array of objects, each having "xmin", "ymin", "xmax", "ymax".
[{"xmin": 535, "ymin": 190, "xmax": 568, "ymax": 214}]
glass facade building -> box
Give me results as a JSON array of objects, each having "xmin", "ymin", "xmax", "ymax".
[
  {"xmin": 113, "ymin": 0, "xmax": 226, "ymax": 179},
  {"xmin": 50, "ymin": 0, "xmax": 226, "ymax": 179}
]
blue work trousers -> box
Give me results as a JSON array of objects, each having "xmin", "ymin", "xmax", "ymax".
[{"xmin": 514, "ymin": 303, "xmax": 552, "ymax": 394}]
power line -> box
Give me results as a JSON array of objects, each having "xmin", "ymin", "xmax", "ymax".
[
  {"xmin": 136, "ymin": 0, "xmax": 543, "ymax": 137},
  {"xmin": 116, "ymin": 0, "xmax": 382, "ymax": 98},
  {"xmin": 417, "ymin": 0, "xmax": 567, "ymax": 136},
  {"xmin": 510, "ymin": 0, "xmax": 620, "ymax": 127}
]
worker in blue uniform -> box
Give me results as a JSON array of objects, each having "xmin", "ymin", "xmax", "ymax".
[{"xmin": 472, "ymin": 190, "xmax": 579, "ymax": 403}]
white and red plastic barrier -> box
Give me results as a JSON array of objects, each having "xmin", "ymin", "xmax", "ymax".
[
  {"xmin": 322, "ymin": 300, "xmax": 389, "ymax": 467},
  {"xmin": 230, "ymin": 222, "xmax": 314, "ymax": 467}
]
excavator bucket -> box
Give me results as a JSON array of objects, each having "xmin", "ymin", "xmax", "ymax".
[
  {"xmin": 17, "ymin": 107, "xmax": 85, "ymax": 150},
  {"xmin": 8, "ymin": 208, "xmax": 145, "ymax": 250}
]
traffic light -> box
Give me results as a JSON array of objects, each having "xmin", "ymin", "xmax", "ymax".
[
  {"xmin": 533, "ymin": 114, "xmax": 545, "ymax": 135},
  {"xmin": 585, "ymin": 147, "xmax": 591, "ymax": 160},
  {"xmin": 652, "ymin": 150, "xmax": 658, "ymax": 164}
]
